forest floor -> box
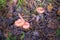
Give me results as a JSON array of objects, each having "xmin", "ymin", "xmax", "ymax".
[{"xmin": 0, "ymin": 0, "xmax": 60, "ymax": 40}]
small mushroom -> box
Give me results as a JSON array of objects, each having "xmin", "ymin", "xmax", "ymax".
[
  {"xmin": 14, "ymin": 19, "xmax": 25, "ymax": 27},
  {"xmin": 23, "ymin": 22, "xmax": 30, "ymax": 29},
  {"xmin": 36, "ymin": 7, "xmax": 45, "ymax": 21},
  {"xmin": 36, "ymin": 7, "xmax": 45, "ymax": 14}
]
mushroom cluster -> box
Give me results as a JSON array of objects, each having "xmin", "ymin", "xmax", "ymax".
[{"xmin": 14, "ymin": 13, "xmax": 30, "ymax": 29}]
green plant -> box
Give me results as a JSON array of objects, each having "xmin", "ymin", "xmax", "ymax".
[
  {"xmin": 0, "ymin": 0, "xmax": 6, "ymax": 9},
  {"xmin": 6, "ymin": 32, "xmax": 16, "ymax": 40},
  {"xmin": 0, "ymin": 0, "xmax": 7, "ymax": 17},
  {"xmin": 20, "ymin": 32, "xmax": 25, "ymax": 40},
  {"xmin": 11, "ymin": 36, "xmax": 16, "ymax": 40},
  {"xmin": 17, "ymin": 0, "xmax": 24, "ymax": 8},
  {"xmin": 6, "ymin": 32, "xmax": 11, "ymax": 40},
  {"xmin": 47, "ymin": 0, "xmax": 53, "ymax": 3},
  {"xmin": 56, "ymin": 29, "xmax": 60, "ymax": 36}
]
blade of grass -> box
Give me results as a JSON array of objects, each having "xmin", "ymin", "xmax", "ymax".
[{"xmin": 20, "ymin": 32, "xmax": 25, "ymax": 40}]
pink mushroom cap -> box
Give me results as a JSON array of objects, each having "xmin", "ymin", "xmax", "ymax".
[
  {"xmin": 36, "ymin": 7, "xmax": 45, "ymax": 14},
  {"xmin": 14, "ymin": 19, "xmax": 25, "ymax": 27},
  {"xmin": 23, "ymin": 22, "xmax": 30, "ymax": 29}
]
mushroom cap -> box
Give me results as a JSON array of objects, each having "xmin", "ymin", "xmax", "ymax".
[
  {"xmin": 14, "ymin": 19, "xmax": 25, "ymax": 27},
  {"xmin": 36, "ymin": 7, "xmax": 45, "ymax": 14},
  {"xmin": 23, "ymin": 22, "xmax": 30, "ymax": 29}
]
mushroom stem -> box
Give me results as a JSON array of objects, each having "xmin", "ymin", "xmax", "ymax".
[
  {"xmin": 39, "ymin": 14, "xmax": 44, "ymax": 21},
  {"xmin": 18, "ymin": 13, "xmax": 25, "ymax": 21}
]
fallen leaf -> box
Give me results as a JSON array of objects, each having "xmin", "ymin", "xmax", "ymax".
[
  {"xmin": 47, "ymin": 3, "xmax": 53, "ymax": 12},
  {"xmin": 57, "ymin": 10, "xmax": 60, "ymax": 15}
]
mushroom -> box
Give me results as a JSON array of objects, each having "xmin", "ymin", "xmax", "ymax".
[
  {"xmin": 23, "ymin": 22, "xmax": 30, "ymax": 29},
  {"xmin": 14, "ymin": 19, "xmax": 25, "ymax": 27},
  {"xmin": 14, "ymin": 13, "xmax": 25, "ymax": 27},
  {"xmin": 14, "ymin": 13, "xmax": 30, "ymax": 29},
  {"xmin": 36, "ymin": 7, "xmax": 45, "ymax": 21},
  {"xmin": 36, "ymin": 7, "xmax": 45, "ymax": 14}
]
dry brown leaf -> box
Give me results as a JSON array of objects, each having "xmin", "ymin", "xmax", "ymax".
[
  {"xmin": 47, "ymin": 3, "xmax": 53, "ymax": 12},
  {"xmin": 57, "ymin": 10, "xmax": 60, "ymax": 15}
]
